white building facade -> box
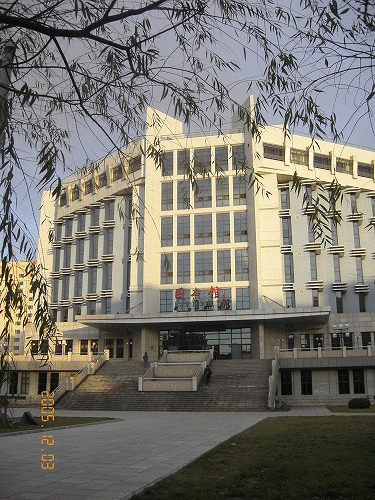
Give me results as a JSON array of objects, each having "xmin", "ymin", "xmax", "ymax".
[{"xmin": 32, "ymin": 100, "xmax": 375, "ymax": 405}]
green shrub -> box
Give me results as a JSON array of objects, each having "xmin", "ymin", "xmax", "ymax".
[{"xmin": 348, "ymin": 398, "xmax": 370, "ymax": 409}]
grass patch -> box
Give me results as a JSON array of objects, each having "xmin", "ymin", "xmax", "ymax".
[
  {"xmin": 0, "ymin": 416, "xmax": 115, "ymax": 434},
  {"xmin": 131, "ymin": 416, "xmax": 375, "ymax": 500},
  {"xmin": 327, "ymin": 406, "xmax": 375, "ymax": 413}
]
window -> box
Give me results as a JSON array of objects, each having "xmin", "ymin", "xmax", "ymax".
[
  {"xmin": 338, "ymin": 369, "xmax": 350, "ymax": 394},
  {"xmin": 232, "ymin": 144, "xmax": 246, "ymax": 172},
  {"xmin": 162, "ymin": 152, "xmax": 173, "ymax": 176},
  {"xmin": 216, "ymin": 213, "xmax": 230, "ymax": 243},
  {"xmin": 287, "ymin": 334, "xmax": 295, "ymax": 350},
  {"xmin": 61, "ymin": 307, "xmax": 69, "ymax": 322},
  {"xmin": 61, "ymin": 275, "xmax": 70, "ymax": 300},
  {"xmin": 161, "ymin": 182, "xmax": 173, "ymax": 211},
  {"xmin": 63, "ymin": 244, "xmax": 71, "ymax": 268},
  {"xmin": 216, "ymin": 178, "xmax": 229, "ymax": 206},
  {"xmin": 38, "ymin": 372, "xmax": 47, "ymax": 394},
  {"xmin": 331, "ymin": 220, "xmax": 338, "ymax": 245},
  {"xmin": 76, "ymin": 238, "xmax": 85, "ymax": 264},
  {"xmin": 65, "ymin": 340, "xmax": 73, "ymax": 354},
  {"xmin": 307, "ymin": 218, "xmax": 314, "ymax": 243},
  {"xmin": 263, "ymin": 143, "xmax": 284, "ymax": 161},
  {"xmin": 101, "ymin": 297, "xmax": 111, "ymax": 314},
  {"xmin": 280, "ymin": 187, "xmax": 290, "ymax": 209},
  {"xmin": 31, "ymin": 340, "xmax": 39, "ymax": 355},
  {"xmin": 236, "ymin": 288, "xmax": 250, "ymax": 310},
  {"xmin": 304, "ymin": 185, "xmax": 313, "ymax": 206},
  {"xmin": 194, "ymin": 148, "xmax": 211, "ymax": 174},
  {"xmin": 353, "ymin": 222, "xmax": 361, "ymax": 248},
  {"xmin": 300, "ymin": 334, "xmax": 310, "ymax": 350},
  {"xmin": 372, "ymin": 197, "xmax": 375, "ymax": 216},
  {"xmin": 51, "ymin": 309, "xmax": 58, "ymax": 322},
  {"xmin": 333, "ymin": 254, "xmax": 341, "ymax": 282},
  {"xmin": 356, "ymin": 257, "xmax": 364, "ymax": 284},
  {"xmin": 217, "ymin": 250, "xmax": 231, "ymax": 282},
  {"xmin": 194, "ymin": 214, "xmax": 212, "ymax": 244},
  {"xmin": 336, "ymin": 157, "xmax": 353, "ymax": 175},
  {"xmin": 161, "ymin": 254, "xmax": 173, "ymax": 284},
  {"xmin": 88, "ymin": 267, "xmax": 98, "ymax": 294},
  {"xmin": 177, "ymin": 216, "xmax": 190, "ymax": 246},
  {"xmin": 9, "ymin": 372, "xmax": 18, "ymax": 395},
  {"xmin": 233, "ymin": 176, "xmax": 246, "ymax": 205},
  {"xmin": 310, "ymin": 252, "xmax": 317, "ymax": 281},
  {"xmin": 105, "ymin": 200, "xmax": 115, "ymax": 220},
  {"xmin": 284, "ymin": 253, "xmax": 294, "ymax": 283},
  {"xmin": 177, "ymin": 149, "xmax": 190, "ymax": 175},
  {"xmin": 361, "ymin": 332, "xmax": 371, "ymax": 347},
  {"xmin": 177, "ymin": 252, "xmax": 190, "ymax": 283},
  {"xmin": 71, "ymin": 185, "xmax": 79, "ymax": 201},
  {"xmin": 353, "ymin": 368, "xmax": 365, "ymax": 394},
  {"xmin": 84, "ymin": 179, "xmax": 93, "ymax": 194},
  {"xmin": 52, "ymin": 278, "xmax": 59, "ymax": 303},
  {"xmin": 350, "ymin": 193, "xmax": 358, "ymax": 213},
  {"xmin": 55, "ymin": 341, "xmax": 63, "ymax": 355},
  {"xmin": 54, "ymin": 247, "xmax": 61, "ymax": 272},
  {"xmin": 234, "ymin": 212, "xmax": 248, "ymax": 242},
  {"xmin": 103, "ymin": 227, "xmax": 114, "ymax": 254},
  {"xmin": 90, "ymin": 206, "xmax": 100, "ymax": 226},
  {"xmin": 312, "ymin": 289, "xmax": 319, "ymax": 307},
  {"xmin": 358, "ymin": 162, "xmax": 373, "ymax": 179},
  {"xmin": 290, "ymin": 148, "xmax": 308, "ymax": 166},
  {"xmin": 161, "ymin": 217, "xmax": 173, "ymax": 247},
  {"xmin": 80, "ymin": 339, "xmax": 89, "ymax": 355},
  {"xmin": 301, "ymin": 370, "xmax": 313, "ymax": 395},
  {"xmin": 87, "ymin": 300, "xmax": 96, "ymax": 315},
  {"xmin": 235, "ymin": 249, "xmax": 249, "ymax": 281},
  {"xmin": 91, "ymin": 340, "xmax": 99, "ymax": 354},
  {"xmin": 336, "ymin": 292, "xmax": 343, "ymax": 313},
  {"xmin": 59, "ymin": 192, "xmax": 67, "ymax": 206},
  {"xmin": 20, "ymin": 372, "xmax": 30, "ymax": 394},
  {"xmin": 65, "ymin": 218, "xmax": 73, "ymax": 237},
  {"xmin": 314, "ymin": 153, "xmax": 331, "ymax": 170},
  {"xmin": 77, "ymin": 212, "xmax": 86, "ymax": 232},
  {"xmin": 160, "ymin": 291, "xmax": 173, "ymax": 312},
  {"xmin": 195, "ymin": 251, "xmax": 213, "ymax": 283},
  {"xmin": 129, "ymin": 155, "xmax": 142, "ymax": 172},
  {"xmin": 89, "ymin": 233, "xmax": 99, "ymax": 259},
  {"xmin": 215, "ymin": 146, "xmax": 228, "ymax": 171},
  {"xmin": 112, "ymin": 164, "xmax": 123, "ymax": 181},
  {"xmin": 102, "ymin": 262, "xmax": 113, "ymax": 290},
  {"xmin": 40, "ymin": 341, "xmax": 48, "ymax": 355},
  {"xmin": 280, "ymin": 370, "xmax": 292, "ymax": 395},
  {"xmin": 194, "ymin": 179, "xmax": 212, "ymax": 208},
  {"xmin": 177, "ymin": 180, "xmax": 190, "ymax": 210},
  {"xmin": 50, "ymin": 373, "xmax": 59, "ymax": 392},
  {"xmin": 282, "ymin": 218, "xmax": 292, "ymax": 245},
  {"xmin": 358, "ymin": 293, "xmax": 366, "ymax": 312},
  {"xmin": 55, "ymin": 223, "xmax": 62, "ymax": 242}
]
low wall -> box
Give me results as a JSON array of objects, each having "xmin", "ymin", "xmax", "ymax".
[
  {"xmin": 141, "ymin": 378, "xmax": 194, "ymax": 391},
  {"xmin": 165, "ymin": 351, "xmax": 212, "ymax": 363},
  {"xmin": 279, "ymin": 394, "xmax": 375, "ymax": 407},
  {"xmin": 152, "ymin": 363, "xmax": 201, "ymax": 378}
]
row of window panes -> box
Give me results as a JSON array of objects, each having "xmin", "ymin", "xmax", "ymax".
[
  {"xmin": 55, "ymin": 202, "xmax": 115, "ymax": 240},
  {"xmin": 160, "ymin": 288, "xmax": 250, "ymax": 312},
  {"xmin": 8, "ymin": 371, "xmax": 59, "ymax": 395},
  {"xmin": 161, "ymin": 212, "xmax": 247, "ymax": 247},
  {"xmin": 280, "ymin": 368, "xmax": 365, "ymax": 396},
  {"xmin": 285, "ymin": 289, "xmax": 368, "ymax": 312},
  {"xmin": 52, "ymin": 264, "xmax": 113, "ymax": 301},
  {"xmin": 51, "ymin": 298, "xmax": 112, "ymax": 321},
  {"xmin": 161, "ymin": 176, "xmax": 247, "ymax": 210},
  {"xmin": 161, "ymin": 145, "xmax": 246, "ymax": 177},
  {"xmin": 161, "ymin": 249, "xmax": 249, "ymax": 284}
]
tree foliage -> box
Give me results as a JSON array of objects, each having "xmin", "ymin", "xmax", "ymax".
[{"xmin": 0, "ymin": 0, "xmax": 375, "ymax": 396}]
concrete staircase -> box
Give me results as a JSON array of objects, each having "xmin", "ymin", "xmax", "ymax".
[{"xmin": 56, "ymin": 359, "xmax": 272, "ymax": 411}]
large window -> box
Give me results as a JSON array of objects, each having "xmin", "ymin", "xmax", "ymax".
[
  {"xmin": 353, "ymin": 368, "xmax": 365, "ymax": 394},
  {"xmin": 280, "ymin": 187, "xmax": 290, "ymax": 209},
  {"xmin": 235, "ymin": 249, "xmax": 249, "ymax": 281},
  {"xmin": 54, "ymin": 247, "xmax": 61, "ymax": 272},
  {"xmin": 76, "ymin": 238, "xmax": 85, "ymax": 264},
  {"xmin": 160, "ymin": 291, "xmax": 173, "ymax": 312},
  {"xmin": 236, "ymin": 288, "xmax": 250, "ymax": 310},
  {"xmin": 331, "ymin": 220, "xmax": 338, "ymax": 245},
  {"xmin": 177, "ymin": 180, "xmax": 190, "ymax": 209},
  {"xmin": 129, "ymin": 155, "xmax": 141, "ymax": 172},
  {"xmin": 314, "ymin": 153, "xmax": 331, "ymax": 170},
  {"xmin": 217, "ymin": 250, "xmax": 231, "ymax": 282},
  {"xmin": 232, "ymin": 144, "xmax": 246, "ymax": 172},
  {"xmin": 52, "ymin": 278, "xmax": 59, "ymax": 302},
  {"xmin": 161, "ymin": 182, "xmax": 173, "ymax": 211},
  {"xmin": 77, "ymin": 212, "xmax": 86, "ymax": 232},
  {"xmin": 357, "ymin": 162, "xmax": 373, "ymax": 178},
  {"xmin": 310, "ymin": 252, "xmax": 318, "ymax": 281},
  {"xmin": 63, "ymin": 244, "xmax": 71, "ymax": 268},
  {"xmin": 177, "ymin": 149, "xmax": 190, "ymax": 175},
  {"xmin": 336, "ymin": 292, "xmax": 343, "ymax": 313},
  {"xmin": 161, "ymin": 254, "xmax": 173, "ymax": 284},
  {"xmin": 333, "ymin": 254, "xmax": 341, "ymax": 282},
  {"xmin": 102, "ymin": 262, "xmax": 113, "ymax": 290},
  {"xmin": 194, "ymin": 148, "xmax": 211, "ymax": 174},
  {"xmin": 284, "ymin": 253, "xmax": 294, "ymax": 283},
  {"xmin": 112, "ymin": 164, "xmax": 123, "ymax": 181},
  {"xmin": 104, "ymin": 200, "xmax": 115, "ymax": 220},
  {"xmin": 280, "ymin": 370, "xmax": 292, "ymax": 395},
  {"xmin": 194, "ymin": 179, "xmax": 212, "ymax": 208},
  {"xmin": 234, "ymin": 212, "xmax": 247, "ymax": 242},
  {"xmin": 290, "ymin": 148, "xmax": 308, "ymax": 166},
  {"xmin": 286, "ymin": 290, "xmax": 295, "ymax": 308},
  {"xmin": 301, "ymin": 370, "xmax": 312, "ymax": 395},
  {"xmin": 162, "ymin": 152, "xmax": 173, "ymax": 176},
  {"xmin": 98, "ymin": 172, "xmax": 107, "ymax": 188},
  {"xmin": 195, "ymin": 214, "xmax": 212, "ymax": 244},
  {"xmin": 338, "ymin": 369, "xmax": 350, "ymax": 394},
  {"xmin": 233, "ymin": 176, "xmax": 246, "ymax": 205},
  {"xmin": 61, "ymin": 275, "xmax": 70, "ymax": 300},
  {"xmin": 353, "ymin": 221, "xmax": 361, "ymax": 247},
  {"xmin": 89, "ymin": 233, "xmax": 99, "ymax": 259},
  {"xmin": 216, "ymin": 178, "xmax": 229, "ymax": 206},
  {"xmin": 74, "ymin": 271, "xmax": 83, "ymax": 297},
  {"xmin": 216, "ymin": 213, "xmax": 230, "ymax": 243},
  {"xmin": 90, "ymin": 206, "xmax": 100, "ymax": 226},
  {"xmin": 161, "ymin": 217, "xmax": 173, "ymax": 246},
  {"xmin": 55, "ymin": 223, "xmax": 62, "ymax": 242},
  {"xmin": 20, "ymin": 372, "xmax": 30, "ymax": 394},
  {"xmin": 177, "ymin": 252, "xmax": 190, "ymax": 283},
  {"xmin": 282, "ymin": 218, "xmax": 292, "ymax": 245},
  {"xmin": 38, "ymin": 372, "xmax": 47, "ymax": 394},
  {"xmin": 215, "ymin": 146, "xmax": 228, "ymax": 171},
  {"xmin": 263, "ymin": 143, "xmax": 284, "ymax": 161},
  {"xmin": 177, "ymin": 216, "xmax": 190, "ymax": 246},
  {"xmin": 356, "ymin": 256, "xmax": 364, "ymax": 284},
  {"xmin": 65, "ymin": 218, "xmax": 73, "ymax": 237},
  {"xmin": 195, "ymin": 251, "xmax": 213, "ymax": 283},
  {"xmin": 84, "ymin": 179, "xmax": 93, "ymax": 194},
  {"xmin": 88, "ymin": 267, "xmax": 98, "ymax": 294},
  {"xmin": 336, "ymin": 157, "xmax": 353, "ymax": 175},
  {"xmin": 358, "ymin": 293, "xmax": 366, "ymax": 313},
  {"xmin": 103, "ymin": 227, "xmax": 114, "ymax": 254}
]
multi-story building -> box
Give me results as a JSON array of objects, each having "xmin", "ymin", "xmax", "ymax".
[{"xmin": 17, "ymin": 97, "xmax": 375, "ymax": 404}]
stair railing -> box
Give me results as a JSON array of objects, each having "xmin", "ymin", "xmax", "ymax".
[{"xmin": 267, "ymin": 345, "xmax": 280, "ymax": 410}]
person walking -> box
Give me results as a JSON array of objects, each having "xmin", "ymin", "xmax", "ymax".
[{"xmin": 143, "ymin": 352, "xmax": 149, "ymax": 367}]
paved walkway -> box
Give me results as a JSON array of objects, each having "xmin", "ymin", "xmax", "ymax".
[{"xmin": 1, "ymin": 406, "xmax": 334, "ymax": 500}]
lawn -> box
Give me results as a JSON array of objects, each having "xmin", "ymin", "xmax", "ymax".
[
  {"xmin": 328, "ymin": 406, "xmax": 375, "ymax": 413},
  {"xmin": 130, "ymin": 416, "xmax": 375, "ymax": 500},
  {"xmin": 0, "ymin": 415, "xmax": 115, "ymax": 434}
]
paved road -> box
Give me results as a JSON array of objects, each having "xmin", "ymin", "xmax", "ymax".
[{"xmin": 1, "ymin": 407, "xmax": 333, "ymax": 500}]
